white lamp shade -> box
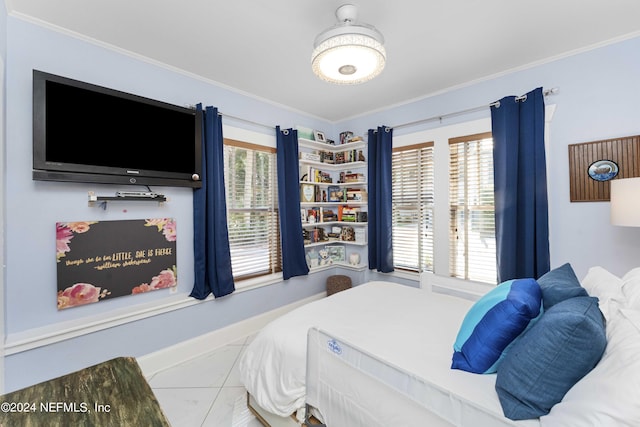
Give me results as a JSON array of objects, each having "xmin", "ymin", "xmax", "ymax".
[
  {"xmin": 311, "ymin": 34, "xmax": 385, "ymax": 84},
  {"xmin": 311, "ymin": 4, "xmax": 386, "ymax": 85},
  {"xmin": 610, "ymin": 177, "xmax": 640, "ymax": 226}
]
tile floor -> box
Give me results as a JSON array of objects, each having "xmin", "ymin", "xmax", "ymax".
[{"xmin": 148, "ymin": 334, "xmax": 264, "ymax": 427}]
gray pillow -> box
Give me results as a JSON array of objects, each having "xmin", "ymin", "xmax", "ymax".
[{"xmin": 495, "ymin": 296, "xmax": 606, "ymax": 420}]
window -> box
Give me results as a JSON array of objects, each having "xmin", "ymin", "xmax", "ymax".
[
  {"xmin": 449, "ymin": 132, "xmax": 496, "ymax": 283},
  {"xmin": 224, "ymin": 139, "xmax": 281, "ymax": 280},
  {"xmin": 391, "ymin": 142, "xmax": 434, "ymax": 272}
]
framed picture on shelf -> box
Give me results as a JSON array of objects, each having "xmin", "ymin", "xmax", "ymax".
[
  {"xmin": 327, "ymin": 185, "xmax": 344, "ymax": 202},
  {"xmin": 300, "ymin": 208, "xmax": 307, "ymax": 223},
  {"xmin": 300, "ymin": 183, "xmax": 315, "ymax": 203},
  {"xmin": 327, "ymin": 245, "xmax": 346, "ymax": 263},
  {"xmin": 313, "ymin": 130, "xmax": 326, "ymax": 143}
]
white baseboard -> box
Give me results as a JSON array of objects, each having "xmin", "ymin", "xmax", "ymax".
[{"xmin": 137, "ymin": 292, "xmax": 325, "ymax": 378}]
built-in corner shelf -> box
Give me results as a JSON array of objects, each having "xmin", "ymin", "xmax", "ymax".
[{"xmin": 88, "ymin": 192, "xmax": 167, "ymax": 208}]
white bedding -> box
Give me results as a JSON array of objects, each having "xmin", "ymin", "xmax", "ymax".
[{"xmin": 238, "ymin": 281, "xmax": 538, "ymax": 426}]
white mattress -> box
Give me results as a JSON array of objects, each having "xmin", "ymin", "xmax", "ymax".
[{"xmin": 238, "ymin": 280, "xmax": 539, "ymax": 426}]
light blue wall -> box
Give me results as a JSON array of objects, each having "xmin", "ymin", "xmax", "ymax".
[
  {"xmin": 338, "ymin": 35, "xmax": 640, "ymax": 279},
  {"xmin": 4, "ymin": 11, "xmax": 640, "ymax": 393},
  {"xmin": 3, "ymin": 16, "xmax": 340, "ymax": 392}
]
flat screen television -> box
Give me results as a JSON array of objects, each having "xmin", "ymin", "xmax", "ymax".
[{"xmin": 32, "ymin": 70, "xmax": 202, "ymax": 188}]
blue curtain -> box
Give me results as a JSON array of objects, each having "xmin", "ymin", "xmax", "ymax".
[
  {"xmin": 490, "ymin": 87, "xmax": 550, "ymax": 282},
  {"xmin": 367, "ymin": 126, "xmax": 394, "ymax": 273},
  {"xmin": 190, "ymin": 104, "xmax": 235, "ymax": 299},
  {"xmin": 276, "ymin": 126, "xmax": 309, "ymax": 280}
]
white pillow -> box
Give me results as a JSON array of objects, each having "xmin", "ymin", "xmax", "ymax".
[
  {"xmin": 621, "ymin": 308, "xmax": 640, "ymax": 332},
  {"xmin": 539, "ymin": 309, "xmax": 640, "ymax": 426},
  {"xmin": 622, "ymin": 268, "xmax": 640, "ymax": 311},
  {"xmin": 580, "ymin": 266, "xmax": 625, "ymax": 321}
]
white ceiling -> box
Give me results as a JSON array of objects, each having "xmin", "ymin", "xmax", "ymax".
[{"xmin": 8, "ymin": 0, "xmax": 640, "ymax": 122}]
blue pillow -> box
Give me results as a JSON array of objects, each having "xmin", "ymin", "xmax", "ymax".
[
  {"xmin": 495, "ymin": 296, "xmax": 606, "ymax": 420},
  {"xmin": 537, "ymin": 263, "xmax": 588, "ymax": 310},
  {"xmin": 451, "ymin": 278, "xmax": 543, "ymax": 374}
]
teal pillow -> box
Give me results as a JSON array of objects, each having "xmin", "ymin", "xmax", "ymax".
[
  {"xmin": 537, "ymin": 263, "xmax": 588, "ymax": 310},
  {"xmin": 451, "ymin": 278, "xmax": 543, "ymax": 374},
  {"xmin": 495, "ymin": 296, "xmax": 606, "ymax": 420}
]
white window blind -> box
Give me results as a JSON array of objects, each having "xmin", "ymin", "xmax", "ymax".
[
  {"xmin": 449, "ymin": 132, "xmax": 496, "ymax": 283},
  {"xmin": 224, "ymin": 139, "xmax": 281, "ymax": 280},
  {"xmin": 392, "ymin": 142, "xmax": 434, "ymax": 272}
]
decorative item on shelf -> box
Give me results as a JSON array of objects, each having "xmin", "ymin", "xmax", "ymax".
[
  {"xmin": 327, "ymin": 245, "xmax": 346, "ymax": 262},
  {"xmin": 300, "ymin": 208, "xmax": 308, "ymax": 223},
  {"xmin": 349, "ymin": 252, "xmax": 361, "ymax": 266},
  {"xmin": 358, "ymin": 150, "xmax": 365, "ymax": 162},
  {"xmin": 327, "ymin": 226, "xmax": 342, "ymax": 240},
  {"xmin": 300, "ymin": 151, "xmax": 321, "ymax": 162},
  {"xmin": 307, "ymin": 207, "xmax": 320, "ymax": 224},
  {"xmin": 306, "ymin": 250, "xmax": 318, "ymax": 268},
  {"xmin": 328, "ymin": 185, "xmax": 345, "ymax": 202},
  {"xmin": 356, "ymin": 211, "xmax": 368, "ymax": 223},
  {"xmin": 340, "ymin": 131, "xmax": 354, "ymax": 145},
  {"xmin": 355, "ymin": 228, "xmax": 366, "ymax": 243},
  {"xmin": 300, "ymin": 184, "xmax": 315, "ymax": 203},
  {"xmin": 296, "ymin": 126, "xmax": 315, "ymax": 140},
  {"xmin": 318, "ymin": 249, "xmax": 332, "ymax": 266},
  {"xmin": 313, "ymin": 130, "xmax": 326, "ymax": 143},
  {"xmin": 341, "ymin": 226, "xmax": 355, "ymax": 241}
]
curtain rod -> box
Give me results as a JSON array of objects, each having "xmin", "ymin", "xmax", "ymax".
[
  {"xmin": 217, "ymin": 112, "xmax": 276, "ymax": 131},
  {"xmin": 392, "ymin": 87, "xmax": 559, "ymax": 131}
]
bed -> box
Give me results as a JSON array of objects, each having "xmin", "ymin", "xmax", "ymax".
[{"xmin": 239, "ymin": 269, "xmax": 640, "ymax": 427}]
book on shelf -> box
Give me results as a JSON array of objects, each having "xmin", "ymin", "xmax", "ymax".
[
  {"xmin": 300, "ymin": 165, "xmax": 333, "ymax": 184},
  {"xmin": 337, "ymin": 205, "xmax": 366, "ymax": 222},
  {"xmin": 344, "ymin": 172, "xmax": 365, "ymax": 183},
  {"xmin": 319, "ymin": 151, "xmax": 334, "ymax": 164},
  {"xmin": 346, "ymin": 188, "xmax": 367, "ymax": 202},
  {"xmin": 305, "ymin": 207, "xmax": 338, "ymax": 223},
  {"xmin": 303, "ymin": 227, "xmax": 327, "ymax": 244},
  {"xmin": 322, "ymin": 209, "xmax": 338, "ymax": 222}
]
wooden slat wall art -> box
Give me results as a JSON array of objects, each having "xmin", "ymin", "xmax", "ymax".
[{"xmin": 568, "ymin": 135, "xmax": 640, "ymax": 202}]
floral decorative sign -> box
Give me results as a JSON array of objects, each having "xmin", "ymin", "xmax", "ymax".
[{"xmin": 56, "ymin": 218, "xmax": 177, "ymax": 310}]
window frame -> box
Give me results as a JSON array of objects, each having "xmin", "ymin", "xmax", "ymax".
[
  {"xmin": 448, "ymin": 131, "xmax": 496, "ymax": 284},
  {"xmin": 391, "ymin": 141, "xmax": 435, "ymax": 273},
  {"xmin": 223, "ymin": 138, "xmax": 282, "ymax": 283}
]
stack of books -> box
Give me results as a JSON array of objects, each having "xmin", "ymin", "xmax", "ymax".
[{"xmin": 346, "ymin": 188, "xmax": 367, "ymax": 202}]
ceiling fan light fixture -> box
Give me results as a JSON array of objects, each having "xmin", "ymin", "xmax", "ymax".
[{"xmin": 311, "ymin": 4, "xmax": 386, "ymax": 85}]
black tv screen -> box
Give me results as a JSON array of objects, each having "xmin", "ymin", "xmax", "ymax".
[{"xmin": 33, "ymin": 70, "xmax": 202, "ymax": 188}]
